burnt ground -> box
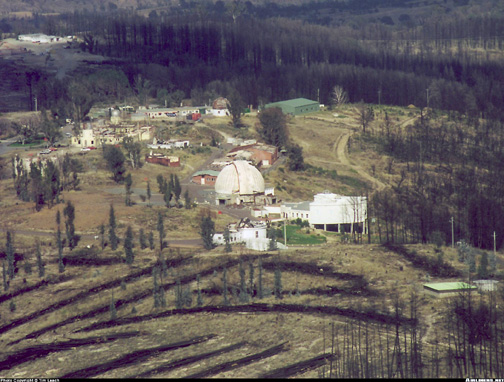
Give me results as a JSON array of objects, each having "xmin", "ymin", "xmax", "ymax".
[{"xmin": 0, "ymin": 245, "xmax": 459, "ymax": 378}]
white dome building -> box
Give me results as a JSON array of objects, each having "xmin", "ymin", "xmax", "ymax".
[{"xmin": 215, "ymin": 161, "xmax": 274, "ymax": 205}]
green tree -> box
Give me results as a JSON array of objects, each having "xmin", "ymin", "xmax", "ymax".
[
  {"xmin": 103, "ymin": 145, "xmax": 126, "ymax": 183},
  {"xmin": 173, "ymin": 175, "xmax": 182, "ymax": 206},
  {"xmin": 61, "ymin": 153, "xmax": 82, "ymax": 191},
  {"xmin": 5, "ymin": 231, "xmax": 15, "ymax": 280},
  {"xmin": 124, "ymin": 225, "xmax": 134, "ymax": 265},
  {"xmin": 124, "ymin": 173, "xmax": 133, "ymax": 206},
  {"xmin": 109, "ymin": 204, "xmax": 119, "ymax": 250},
  {"xmin": 200, "ymin": 215, "xmax": 215, "ymax": 250},
  {"xmin": 30, "ymin": 161, "xmax": 45, "ymax": 211},
  {"xmin": 287, "ymin": 144, "xmax": 305, "ymax": 171},
  {"xmin": 258, "ymin": 107, "xmax": 288, "ymax": 148},
  {"xmin": 122, "ymin": 136, "xmax": 142, "ymax": 169},
  {"xmin": 36, "ymin": 241, "xmax": 45, "ymax": 277},
  {"xmin": 68, "ymin": 78, "xmax": 95, "ymax": 129},
  {"xmin": 249, "ymin": 262, "xmax": 255, "ymax": 297},
  {"xmin": 40, "ymin": 111, "xmax": 62, "ymax": 146},
  {"xmin": 148, "ymin": 231, "xmax": 155, "ymax": 250},
  {"xmin": 184, "ymin": 189, "xmax": 191, "ymax": 209},
  {"xmin": 163, "ymin": 181, "xmax": 173, "ymax": 208},
  {"xmin": 43, "ymin": 160, "xmax": 61, "ymax": 207},
  {"xmin": 56, "ymin": 210, "xmax": 64, "ymax": 273},
  {"xmin": 477, "ymin": 252, "xmax": 489, "ymax": 279},
  {"xmin": 63, "ymin": 201, "xmax": 78, "ymax": 250},
  {"xmin": 146, "ymin": 181, "xmax": 151, "ymax": 206},
  {"xmin": 156, "ymin": 174, "xmax": 164, "ymax": 193},
  {"xmin": 223, "ymin": 227, "xmax": 232, "ymax": 253},
  {"xmin": 227, "ymin": 89, "xmax": 245, "ymax": 128},
  {"xmin": 139, "ymin": 228, "xmax": 147, "ymax": 249}
]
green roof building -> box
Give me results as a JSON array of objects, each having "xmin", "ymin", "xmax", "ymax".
[
  {"xmin": 423, "ymin": 282, "xmax": 477, "ymax": 297},
  {"xmin": 264, "ymin": 98, "xmax": 320, "ymax": 116}
]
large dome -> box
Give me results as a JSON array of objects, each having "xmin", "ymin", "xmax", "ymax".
[{"xmin": 215, "ymin": 161, "xmax": 265, "ymax": 195}]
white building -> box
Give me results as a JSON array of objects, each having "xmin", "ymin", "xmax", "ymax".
[
  {"xmin": 281, "ymin": 191, "xmax": 367, "ymax": 233},
  {"xmin": 213, "ymin": 219, "xmax": 287, "ymax": 251}
]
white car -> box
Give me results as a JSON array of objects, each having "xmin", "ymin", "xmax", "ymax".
[
  {"xmin": 80, "ymin": 147, "xmax": 91, "ymax": 152},
  {"xmin": 39, "ymin": 149, "xmax": 51, "ymax": 155}
]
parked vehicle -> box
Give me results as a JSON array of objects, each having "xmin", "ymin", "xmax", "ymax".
[{"xmin": 39, "ymin": 149, "xmax": 51, "ymax": 155}]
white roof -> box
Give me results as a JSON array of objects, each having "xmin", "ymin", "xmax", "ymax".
[{"xmin": 215, "ymin": 160, "xmax": 265, "ymax": 195}]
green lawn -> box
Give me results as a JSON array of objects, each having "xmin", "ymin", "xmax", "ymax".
[
  {"xmin": 282, "ymin": 225, "xmax": 327, "ymax": 245},
  {"xmin": 9, "ymin": 140, "xmax": 45, "ymax": 147}
]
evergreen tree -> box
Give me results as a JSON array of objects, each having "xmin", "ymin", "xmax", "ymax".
[
  {"xmin": 56, "ymin": 210, "xmax": 64, "ymax": 273},
  {"xmin": 157, "ymin": 211, "xmax": 165, "ymax": 254},
  {"xmin": 63, "ymin": 201, "xmax": 78, "ymax": 250},
  {"xmin": 173, "ymin": 175, "xmax": 182, "ymax": 206},
  {"xmin": 148, "ymin": 231, "xmax": 155, "ymax": 250},
  {"xmin": 124, "ymin": 225, "xmax": 134, "ymax": 264},
  {"xmin": 227, "ymin": 89, "xmax": 245, "ymax": 128},
  {"xmin": 274, "ymin": 266, "xmax": 283, "ymax": 299},
  {"xmin": 5, "ymin": 231, "xmax": 15, "ymax": 280},
  {"xmin": 258, "ymin": 107, "xmax": 288, "ymax": 148},
  {"xmin": 109, "ymin": 204, "xmax": 118, "ymax": 250},
  {"xmin": 139, "ymin": 228, "xmax": 147, "ymax": 249},
  {"xmin": 163, "ymin": 181, "xmax": 173, "ymax": 208},
  {"xmin": 146, "ymin": 181, "xmax": 151, "ymax": 206},
  {"xmin": 200, "ymin": 215, "xmax": 215, "ymax": 250},
  {"xmin": 156, "ymin": 174, "xmax": 164, "ymax": 193},
  {"xmin": 36, "ymin": 241, "xmax": 45, "ymax": 278},
  {"xmin": 184, "ymin": 189, "xmax": 191, "ymax": 209},
  {"xmin": 103, "ymin": 145, "xmax": 126, "ymax": 183},
  {"xmin": 124, "ymin": 173, "xmax": 133, "ymax": 206},
  {"xmin": 287, "ymin": 143, "xmax": 305, "ymax": 171},
  {"xmin": 489, "ymin": 252, "xmax": 497, "ymax": 273},
  {"xmin": 223, "ymin": 226, "xmax": 232, "ymax": 252}
]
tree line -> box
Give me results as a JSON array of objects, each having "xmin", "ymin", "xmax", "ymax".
[{"xmin": 8, "ymin": 11, "xmax": 503, "ymax": 123}]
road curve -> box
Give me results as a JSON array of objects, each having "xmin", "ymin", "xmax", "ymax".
[{"xmin": 335, "ymin": 132, "xmax": 387, "ymax": 191}]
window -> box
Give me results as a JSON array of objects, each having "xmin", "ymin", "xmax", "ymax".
[{"xmin": 256, "ymin": 231, "xmax": 259, "ymax": 238}]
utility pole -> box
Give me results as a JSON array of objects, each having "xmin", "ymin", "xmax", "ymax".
[
  {"xmin": 34, "ymin": 96, "xmax": 37, "ymax": 112},
  {"xmin": 450, "ymin": 217, "xmax": 454, "ymax": 248}
]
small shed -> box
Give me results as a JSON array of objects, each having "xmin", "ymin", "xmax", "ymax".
[{"xmin": 423, "ymin": 282, "xmax": 477, "ymax": 297}]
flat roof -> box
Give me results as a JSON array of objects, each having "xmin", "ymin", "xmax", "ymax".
[{"xmin": 423, "ymin": 282, "xmax": 477, "ymax": 291}]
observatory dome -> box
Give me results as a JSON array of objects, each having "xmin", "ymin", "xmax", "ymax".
[{"xmin": 215, "ymin": 161, "xmax": 265, "ymax": 195}]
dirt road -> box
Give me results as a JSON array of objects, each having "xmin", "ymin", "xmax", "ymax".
[{"xmin": 334, "ymin": 132, "xmax": 387, "ymax": 191}]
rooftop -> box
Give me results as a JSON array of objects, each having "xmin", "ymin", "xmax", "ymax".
[
  {"xmin": 267, "ymin": 98, "xmax": 319, "ymax": 108},
  {"xmin": 423, "ymin": 282, "xmax": 477, "ymax": 291}
]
